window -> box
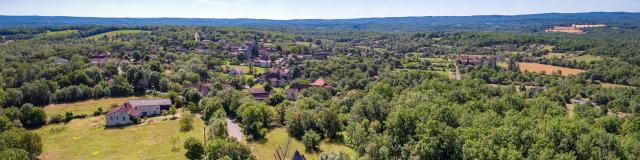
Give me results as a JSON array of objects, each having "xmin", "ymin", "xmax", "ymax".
[
  {"xmin": 122, "ymin": 117, "xmax": 125, "ymax": 121},
  {"xmin": 109, "ymin": 116, "xmax": 112, "ymax": 120}
]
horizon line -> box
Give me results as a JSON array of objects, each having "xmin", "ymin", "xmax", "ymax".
[{"xmin": 1, "ymin": 11, "xmax": 637, "ymax": 21}]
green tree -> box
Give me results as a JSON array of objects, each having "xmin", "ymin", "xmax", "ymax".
[
  {"xmin": 237, "ymin": 103, "xmax": 271, "ymax": 140},
  {"xmin": 184, "ymin": 137, "xmax": 204, "ymax": 160},
  {"xmin": 180, "ymin": 112, "xmax": 194, "ymax": 132},
  {"xmin": 302, "ymin": 130, "xmax": 321, "ymax": 152}
]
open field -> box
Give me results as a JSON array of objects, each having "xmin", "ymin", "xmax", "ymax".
[
  {"xmin": 518, "ymin": 62, "xmax": 585, "ymax": 76},
  {"xmin": 223, "ymin": 65, "xmax": 268, "ymax": 75},
  {"xmin": 35, "ymin": 116, "xmax": 205, "ymax": 160},
  {"xmin": 44, "ymin": 97, "xmax": 142, "ymax": 117},
  {"xmin": 249, "ymin": 128, "xmax": 355, "ymax": 160},
  {"xmin": 544, "ymin": 53, "xmax": 603, "ymax": 62},
  {"xmin": 87, "ymin": 30, "xmax": 151, "ymax": 40},
  {"xmin": 44, "ymin": 30, "xmax": 80, "ymax": 37},
  {"xmin": 567, "ymin": 55, "xmax": 603, "ymax": 62},
  {"xmin": 601, "ymin": 83, "xmax": 636, "ymax": 89}
]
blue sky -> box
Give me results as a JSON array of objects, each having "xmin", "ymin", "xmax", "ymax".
[{"xmin": 0, "ymin": 0, "xmax": 639, "ymax": 19}]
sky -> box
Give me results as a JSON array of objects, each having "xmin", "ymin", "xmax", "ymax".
[{"xmin": 0, "ymin": 0, "xmax": 639, "ymax": 20}]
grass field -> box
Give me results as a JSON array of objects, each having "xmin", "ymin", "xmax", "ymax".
[
  {"xmin": 249, "ymin": 128, "xmax": 355, "ymax": 160},
  {"xmin": 44, "ymin": 97, "xmax": 143, "ymax": 117},
  {"xmin": 601, "ymin": 83, "xmax": 636, "ymax": 89},
  {"xmin": 87, "ymin": 30, "xmax": 151, "ymax": 40},
  {"xmin": 223, "ymin": 65, "xmax": 268, "ymax": 75},
  {"xmin": 35, "ymin": 116, "xmax": 205, "ymax": 160},
  {"xmin": 567, "ymin": 55, "xmax": 603, "ymax": 62},
  {"xmin": 544, "ymin": 53, "xmax": 569, "ymax": 59},
  {"xmin": 518, "ymin": 62, "xmax": 585, "ymax": 76},
  {"xmin": 43, "ymin": 30, "xmax": 80, "ymax": 37}
]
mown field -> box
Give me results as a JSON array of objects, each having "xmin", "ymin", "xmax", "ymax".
[
  {"xmin": 43, "ymin": 30, "xmax": 80, "ymax": 37},
  {"xmin": 223, "ymin": 65, "xmax": 269, "ymax": 75},
  {"xmin": 518, "ymin": 62, "xmax": 585, "ymax": 76},
  {"xmin": 35, "ymin": 116, "xmax": 205, "ymax": 160},
  {"xmin": 249, "ymin": 128, "xmax": 355, "ymax": 160},
  {"xmin": 44, "ymin": 97, "xmax": 142, "ymax": 117},
  {"xmin": 87, "ymin": 30, "xmax": 151, "ymax": 40}
]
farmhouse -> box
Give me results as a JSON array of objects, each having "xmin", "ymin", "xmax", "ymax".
[
  {"xmin": 456, "ymin": 55, "xmax": 495, "ymax": 65},
  {"xmin": 105, "ymin": 98, "xmax": 172, "ymax": 127},
  {"xmin": 286, "ymin": 78, "xmax": 333, "ymax": 100},
  {"xmin": 249, "ymin": 88, "xmax": 270, "ymax": 101},
  {"xmin": 90, "ymin": 52, "xmax": 113, "ymax": 66}
]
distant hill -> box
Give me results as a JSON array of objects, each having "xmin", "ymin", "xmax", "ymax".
[{"xmin": 1, "ymin": 12, "xmax": 639, "ymax": 32}]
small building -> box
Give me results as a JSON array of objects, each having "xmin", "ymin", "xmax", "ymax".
[
  {"xmin": 184, "ymin": 83, "xmax": 212, "ymax": 96},
  {"xmin": 286, "ymin": 83, "xmax": 308, "ymax": 100},
  {"xmin": 249, "ymin": 88, "xmax": 270, "ymax": 101},
  {"xmin": 225, "ymin": 68, "xmax": 244, "ymax": 76},
  {"xmin": 456, "ymin": 55, "xmax": 496, "ymax": 65},
  {"xmin": 105, "ymin": 98, "xmax": 172, "ymax": 127}
]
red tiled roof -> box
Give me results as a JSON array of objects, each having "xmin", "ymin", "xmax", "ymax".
[{"xmin": 310, "ymin": 78, "xmax": 327, "ymax": 87}]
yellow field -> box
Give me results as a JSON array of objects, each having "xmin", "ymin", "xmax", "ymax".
[
  {"xmin": 518, "ymin": 62, "xmax": 585, "ymax": 76},
  {"xmin": 35, "ymin": 116, "xmax": 205, "ymax": 160},
  {"xmin": 44, "ymin": 97, "xmax": 143, "ymax": 117},
  {"xmin": 87, "ymin": 30, "xmax": 151, "ymax": 40},
  {"xmin": 43, "ymin": 30, "xmax": 80, "ymax": 37}
]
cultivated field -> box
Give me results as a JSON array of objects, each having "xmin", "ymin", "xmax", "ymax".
[
  {"xmin": 544, "ymin": 53, "xmax": 603, "ymax": 62},
  {"xmin": 35, "ymin": 116, "xmax": 205, "ymax": 160},
  {"xmin": 518, "ymin": 62, "xmax": 585, "ymax": 76},
  {"xmin": 87, "ymin": 30, "xmax": 151, "ymax": 40},
  {"xmin": 249, "ymin": 128, "xmax": 355, "ymax": 160}
]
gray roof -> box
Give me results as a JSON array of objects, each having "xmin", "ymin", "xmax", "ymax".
[{"xmin": 127, "ymin": 99, "xmax": 172, "ymax": 107}]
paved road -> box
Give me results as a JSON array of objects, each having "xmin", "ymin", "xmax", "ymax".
[{"xmin": 226, "ymin": 118, "xmax": 244, "ymax": 142}]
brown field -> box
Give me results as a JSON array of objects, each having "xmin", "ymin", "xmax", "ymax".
[{"xmin": 518, "ymin": 62, "xmax": 585, "ymax": 76}]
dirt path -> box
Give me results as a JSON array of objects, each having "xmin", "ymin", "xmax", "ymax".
[{"xmin": 226, "ymin": 118, "xmax": 244, "ymax": 142}]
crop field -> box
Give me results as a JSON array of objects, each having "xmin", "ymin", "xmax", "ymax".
[
  {"xmin": 35, "ymin": 116, "xmax": 205, "ymax": 160},
  {"xmin": 518, "ymin": 62, "xmax": 585, "ymax": 76},
  {"xmin": 44, "ymin": 97, "xmax": 142, "ymax": 117},
  {"xmin": 249, "ymin": 128, "xmax": 355, "ymax": 160},
  {"xmin": 87, "ymin": 30, "xmax": 151, "ymax": 40}
]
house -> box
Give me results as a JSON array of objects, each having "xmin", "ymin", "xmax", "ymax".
[
  {"xmin": 262, "ymin": 67, "xmax": 292, "ymax": 86},
  {"xmin": 249, "ymin": 88, "xmax": 270, "ymax": 101},
  {"xmin": 253, "ymin": 59, "xmax": 272, "ymax": 68},
  {"xmin": 456, "ymin": 55, "xmax": 495, "ymax": 65},
  {"xmin": 90, "ymin": 52, "xmax": 113, "ymax": 66},
  {"xmin": 105, "ymin": 98, "xmax": 172, "ymax": 127},
  {"xmin": 184, "ymin": 83, "xmax": 212, "ymax": 96},
  {"xmin": 286, "ymin": 83, "xmax": 308, "ymax": 100},
  {"xmin": 225, "ymin": 68, "xmax": 244, "ymax": 76},
  {"xmin": 527, "ymin": 86, "xmax": 546, "ymax": 97},
  {"xmin": 286, "ymin": 78, "xmax": 332, "ymax": 100}
]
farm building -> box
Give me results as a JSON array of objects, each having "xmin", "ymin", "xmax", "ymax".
[
  {"xmin": 105, "ymin": 98, "xmax": 172, "ymax": 127},
  {"xmin": 456, "ymin": 55, "xmax": 496, "ymax": 65},
  {"xmin": 249, "ymin": 88, "xmax": 270, "ymax": 101}
]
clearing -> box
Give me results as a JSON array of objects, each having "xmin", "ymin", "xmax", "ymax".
[
  {"xmin": 249, "ymin": 128, "xmax": 355, "ymax": 160},
  {"xmin": 44, "ymin": 97, "xmax": 142, "ymax": 117},
  {"xmin": 43, "ymin": 30, "xmax": 80, "ymax": 37},
  {"xmin": 87, "ymin": 30, "xmax": 151, "ymax": 40},
  {"xmin": 35, "ymin": 116, "xmax": 205, "ymax": 160},
  {"xmin": 517, "ymin": 62, "xmax": 585, "ymax": 76},
  {"xmin": 223, "ymin": 65, "xmax": 268, "ymax": 75}
]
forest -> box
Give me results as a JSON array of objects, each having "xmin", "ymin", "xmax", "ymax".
[{"xmin": 0, "ymin": 17, "xmax": 640, "ymax": 160}]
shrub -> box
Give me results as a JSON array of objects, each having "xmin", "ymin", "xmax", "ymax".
[
  {"xmin": 63, "ymin": 112, "xmax": 74, "ymax": 123},
  {"xmin": 180, "ymin": 112, "xmax": 194, "ymax": 132},
  {"xmin": 302, "ymin": 130, "xmax": 321, "ymax": 152},
  {"xmin": 48, "ymin": 114, "xmax": 63, "ymax": 124},
  {"xmin": 183, "ymin": 137, "xmax": 204, "ymax": 160}
]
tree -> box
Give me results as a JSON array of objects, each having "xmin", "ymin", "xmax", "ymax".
[
  {"xmin": 185, "ymin": 88, "xmax": 203, "ymax": 105},
  {"xmin": 180, "ymin": 112, "xmax": 194, "ymax": 132},
  {"xmin": 317, "ymin": 108, "xmax": 340, "ymax": 139},
  {"xmin": 287, "ymin": 110, "xmax": 317, "ymax": 139},
  {"xmin": 237, "ymin": 103, "xmax": 271, "ymax": 140},
  {"xmin": 18, "ymin": 103, "xmax": 46, "ymax": 128},
  {"xmin": 199, "ymin": 97, "xmax": 222, "ymax": 121},
  {"xmin": 265, "ymin": 93, "xmax": 285, "ymax": 106},
  {"xmin": 206, "ymin": 138, "xmax": 255, "ymax": 160},
  {"xmin": 302, "ymin": 130, "xmax": 321, "ymax": 152},
  {"xmin": 110, "ymin": 75, "xmax": 133, "ymax": 96},
  {"xmin": 20, "ymin": 80, "xmax": 53, "ymax": 106},
  {"xmin": 208, "ymin": 117, "xmax": 227, "ymax": 139},
  {"xmin": 184, "ymin": 137, "xmax": 204, "ymax": 160}
]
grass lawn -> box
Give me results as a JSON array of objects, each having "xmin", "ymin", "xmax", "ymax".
[
  {"xmin": 35, "ymin": 116, "xmax": 205, "ymax": 160},
  {"xmin": 44, "ymin": 97, "xmax": 143, "ymax": 117},
  {"xmin": 249, "ymin": 128, "xmax": 355, "ymax": 160},
  {"xmin": 87, "ymin": 30, "xmax": 151, "ymax": 40}
]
